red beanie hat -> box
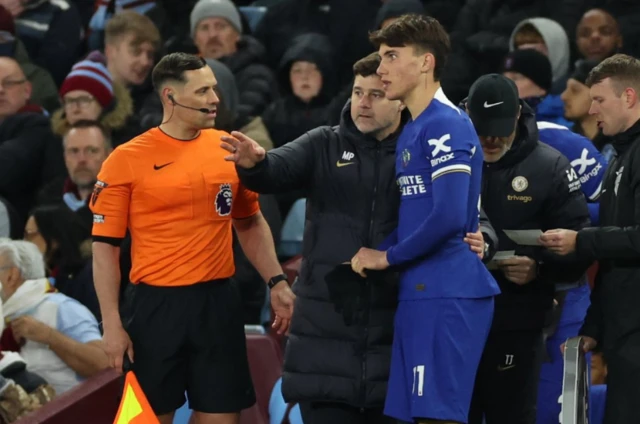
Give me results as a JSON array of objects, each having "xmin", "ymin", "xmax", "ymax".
[{"xmin": 59, "ymin": 52, "xmax": 114, "ymax": 108}]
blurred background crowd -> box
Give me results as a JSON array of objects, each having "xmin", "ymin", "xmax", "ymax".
[{"xmin": 0, "ymin": 0, "xmax": 631, "ymax": 422}]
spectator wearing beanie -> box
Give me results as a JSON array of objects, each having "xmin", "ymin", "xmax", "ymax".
[
  {"xmin": 190, "ymin": 0, "xmax": 277, "ymax": 125},
  {"xmin": 51, "ymin": 52, "xmax": 135, "ymax": 147},
  {"xmin": 0, "ymin": 5, "xmax": 57, "ymax": 112},
  {"xmin": 509, "ymin": 18, "xmax": 571, "ymax": 94},
  {"xmin": 502, "ymin": 49, "xmax": 573, "ymax": 128}
]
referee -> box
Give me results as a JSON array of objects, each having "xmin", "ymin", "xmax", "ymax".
[{"xmin": 90, "ymin": 53, "xmax": 295, "ymax": 424}]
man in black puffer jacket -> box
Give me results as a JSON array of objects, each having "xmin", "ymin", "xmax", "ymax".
[{"xmin": 222, "ymin": 53, "xmax": 494, "ymax": 424}]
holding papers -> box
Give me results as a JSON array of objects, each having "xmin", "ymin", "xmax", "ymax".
[{"xmin": 503, "ymin": 229, "xmax": 543, "ymax": 246}]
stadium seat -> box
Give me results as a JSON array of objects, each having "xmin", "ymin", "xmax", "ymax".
[
  {"xmin": 279, "ymin": 198, "xmax": 306, "ymax": 258},
  {"xmin": 238, "ymin": 6, "xmax": 267, "ymax": 33},
  {"xmin": 17, "ymin": 368, "xmax": 120, "ymax": 424},
  {"xmin": 246, "ymin": 334, "xmax": 284, "ymax": 422}
]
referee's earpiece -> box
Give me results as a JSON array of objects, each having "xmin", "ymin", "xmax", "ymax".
[{"xmin": 168, "ymin": 93, "xmax": 175, "ymax": 104}]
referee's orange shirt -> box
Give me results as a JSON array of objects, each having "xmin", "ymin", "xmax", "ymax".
[{"xmin": 90, "ymin": 127, "xmax": 260, "ymax": 287}]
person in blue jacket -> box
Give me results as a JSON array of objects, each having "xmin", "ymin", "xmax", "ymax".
[{"xmin": 533, "ymin": 121, "xmax": 607, "ymax": 424}]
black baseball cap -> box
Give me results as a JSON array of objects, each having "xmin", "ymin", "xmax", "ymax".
[{"xmin": 467, "ymin": 74, "xmax": 520, "ymax": 137}]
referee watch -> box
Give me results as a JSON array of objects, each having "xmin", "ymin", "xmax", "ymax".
[{"xmin": 268, "ymin": 273, "xmax": 289, "ymax": 289}]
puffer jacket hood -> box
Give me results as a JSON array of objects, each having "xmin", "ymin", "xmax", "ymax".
[
  {"xmin": 277, "ymin": 32, "xmax": 335, "ymax": 101},
  {"xmin": 509, "ymin": 17, "xmax": 570, "ymax": 83}
]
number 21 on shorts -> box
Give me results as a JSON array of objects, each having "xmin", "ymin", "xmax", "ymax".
[{"xmin": 412, "ymin": 365, "xmax": 425, "ymax": 396}]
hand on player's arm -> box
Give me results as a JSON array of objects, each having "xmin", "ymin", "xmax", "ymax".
[
  {"xmin": 464, "ymin": 229, "xmax": 485, "ymax": 260},
  {"xmin": 496, "ymin": 256, "xmax": 537, "ymax": 285},
  {"xmin": 351, "ymin": 248, "xmax": 389, "ymax": 277},
  {"xmin": 234, "ymin": 212, "xmax": 295, "ymax": 335},
  {"xmin": 221, "ymin": 131, "xmax": 266, "ymax": 168}
]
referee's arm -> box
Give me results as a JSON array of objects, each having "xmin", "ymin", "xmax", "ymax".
[
  {"xmin": 233, "ymin": 186, "xmax": 295, "ymax": 333},
  {"xmin": 89, "ymin": 149, "xmax": 132, "ymax": 340},
  {"xmin": 233, "ymin": 211, "xmax": 282, "ymax": 281}
]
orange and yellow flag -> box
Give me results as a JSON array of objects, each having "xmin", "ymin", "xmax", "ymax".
[{"xmin": 113, "ymin": 372, "xmax": 160, "ymax": 424}]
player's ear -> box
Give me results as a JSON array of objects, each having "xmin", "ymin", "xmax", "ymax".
[
  {"xmin": 624, "ymin": 87, "xmax": 637, "ymax": 108},
  {"xmin": 421, "ymin": 52, "xmax": 435, "ymax": 74}
]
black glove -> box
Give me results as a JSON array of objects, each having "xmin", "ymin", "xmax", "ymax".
[{"xmin": 324, "ymin": 264, "xmax": 367, "ymax": 326}]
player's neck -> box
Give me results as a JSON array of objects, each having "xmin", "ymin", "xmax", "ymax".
[
  {"xmin": 622, "ymin": 108, "xmax": 640, "ymax": 133},
  {"xmin": 404, "ymin": 79, "xmax": 440, "ymax": 121},
  {"xmin": 159, "ymin": 120, "xmax": 201, "ymax": 140}
]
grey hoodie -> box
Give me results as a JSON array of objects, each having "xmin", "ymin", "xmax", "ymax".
[{"xmin": 509, "ymin": 17, "xmax": 570, "ymax": 84}]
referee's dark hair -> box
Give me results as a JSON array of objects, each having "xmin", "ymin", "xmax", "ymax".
[{"xmin": 151, "ymin": 53, "xmax": 207, "ymax": 91}]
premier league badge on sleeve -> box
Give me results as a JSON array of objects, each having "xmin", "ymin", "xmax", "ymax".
[
  {"xmin": 215, "ymin": 183, "xmax": 233, "ymax": 216},
  {"xmin": 402, "ymin": 149, "xmax": 411, "ymax": 168}
]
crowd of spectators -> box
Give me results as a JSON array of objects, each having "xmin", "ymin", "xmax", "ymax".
[{"xmin": 0, "ymin": 0, "xmax": 635, "ymax": 422}]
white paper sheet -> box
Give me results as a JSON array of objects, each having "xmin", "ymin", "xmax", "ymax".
[
  {"xmin": 503, "ymin": 229, "xmax": 543, "ymax": 246},
  {"xmin": 486, "ymin": 250, "xmax": 517, "ymax": 270}
]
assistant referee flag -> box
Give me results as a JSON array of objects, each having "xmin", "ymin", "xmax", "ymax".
[{"xmin": 113, "ymin": 372, "xmax": 159, "ymax": 424}]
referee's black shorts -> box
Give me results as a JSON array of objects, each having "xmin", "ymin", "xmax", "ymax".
[{"xmin": 126, "ymin": 278, "xmax": 256, "ymax": 415}]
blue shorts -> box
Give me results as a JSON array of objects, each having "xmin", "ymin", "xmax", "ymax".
[{"xmin": 384, "ymin": 297, "xmax": 494, "ymax": 423}]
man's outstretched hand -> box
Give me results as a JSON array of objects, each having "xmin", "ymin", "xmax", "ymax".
[
  {"xmin": 539, "ymin": 229, "xmax": 578, "ymax": 256},
  {"xmin": 270, "ymin": 282, "xmax": 296, "ymax": 335},
  {"xmin": 220, "ymin": 131, "xmax": 266, "ymax": 169}
]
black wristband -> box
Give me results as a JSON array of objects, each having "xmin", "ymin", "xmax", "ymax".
[{"xmin": 268, "ymin": 273, "xmax": 288, "ymax": 289}]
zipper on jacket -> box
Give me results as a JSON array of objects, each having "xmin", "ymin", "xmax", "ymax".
[{"xmin": 359, "ymin": 143, "xmax": 381, "ymax": 408}]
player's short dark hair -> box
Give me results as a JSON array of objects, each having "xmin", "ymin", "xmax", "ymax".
[
  {"xmin": 353, "ymin": 52, "xmax": 381, "ymax": 78},
  {"xmin": 64, "ymin": 119, "xmax": 112, "ymax": 149},
  {"xmin": 152, "ymin": 53, "xmax": 207, "ymax": 91},
  {"xmin": 369, "ymin": 14, "xmax": 450, "ymax": 81},
  {"xmin": 586, "ymin": 53, "xmax": 640, "ymax": 95}
]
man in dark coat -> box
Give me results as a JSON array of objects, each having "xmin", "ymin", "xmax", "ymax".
[{"xmin": 221, "ymin": 53, "xmax": 496, "ymax": 424}]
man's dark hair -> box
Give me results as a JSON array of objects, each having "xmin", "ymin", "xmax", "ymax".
[
  {"xmin": 152, "ymin": 53, "xmax": 207, "ymax": 91},
  {"xmin": 353, "ymin": 52, "xmax": 381, "ymax": 78},
  {"xmin": 64, "ymin": 120, "xmax": 112, "ymax": 149},
  {"xmin": 369, "ymin": 14, "xmax": 450, "ymax": 81},
  {"xmin": 586, "ymin": 53, "xmax": 640, "ymax": 95}
]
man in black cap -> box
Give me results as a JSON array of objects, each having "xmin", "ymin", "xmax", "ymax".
[{"xmin": 463, "ymin": 74, "xmax": 591, "ymax": 424}]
